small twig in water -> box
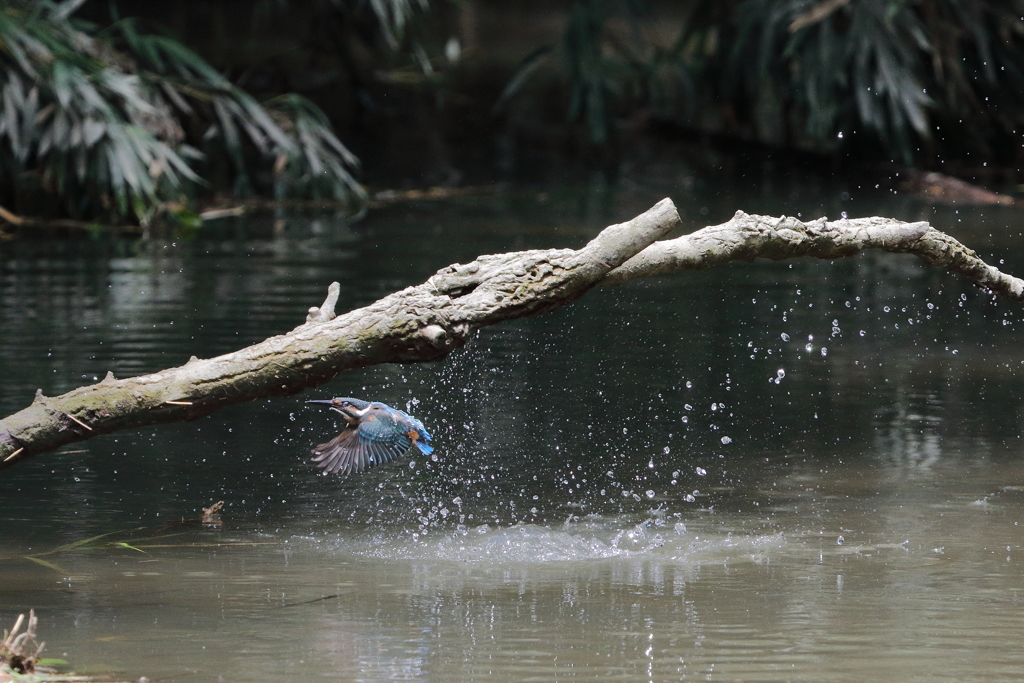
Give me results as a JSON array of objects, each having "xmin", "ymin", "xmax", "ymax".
[{"xmin": 280, "ymin": 594, "xmax": 343, "ymax": 608}]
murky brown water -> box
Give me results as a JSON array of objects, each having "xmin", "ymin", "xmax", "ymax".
[{"xmin": 2, "ymin": 176, "xmax": 1024, "ymax": 681}]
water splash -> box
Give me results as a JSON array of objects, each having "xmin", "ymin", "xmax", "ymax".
[{"xmin": 325, "ymin": 519, "xmax": 786, "ymax": 564}]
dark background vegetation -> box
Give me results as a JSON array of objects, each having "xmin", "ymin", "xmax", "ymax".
[{"xmin": 4, "ymin": 0, "xmax": 1024, "ymax": 224}]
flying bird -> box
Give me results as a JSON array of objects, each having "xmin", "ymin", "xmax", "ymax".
[{"xmin": 306, "ymin": 397, "xmax": 433, "ymax": 475}]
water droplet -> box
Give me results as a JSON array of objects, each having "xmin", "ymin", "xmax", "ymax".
[
  {"xmin": 781, "ymin": 333, "xmax": 790, "ymax": 342},
  {"xmin": 674, "ymin": 522, "xmax": 687, "ymax": 534},
  {"xmin": 672, "ymin": 471, "xmax": 680, "ymax": 478},
  {"xmin": 645, "ymin": 490, "xmax": 656, "ymax": 499},
  {"xmin": 696, "ymin": 467, "xmax": 707, "ymax": 476},
  {"xmin": 805, "ymin": 343, "xmax": 814, "ymax": 352},
  {"xmin": 623, "ymin": 427, "xmax": 628, "ymax": 434},
  {"xmin": 684, "ymin": 494, "xmax": 696, "ymax": 503},
  {"xmin": 663, "ymin": 446, "xmax": 670, "ymax": 455},
  {"xmin": 684, "ymin": 404, "xmax": 692, "ymax": 411},
  {"xmin": 859, "ymin": 330, "xmax": 866, "ymax": 337},
  {"xmin": 721, "ymin": 436, "xmax": 732, "ymax": 445},
  {"xmin": 681, "ymin": 416, "xmax": 688, "ymax": 423},
  {"xmin": 711, "ymin": 403, "xmax": 718, "ymax": 411},
  {"xmin": 841, "ymin": 211, "xmax": 847, "ymax": 219},
  {"xmin": 648, "ymin": 459, "xmax": 655, "ymax": 469},
  {"xmin": 837, "ymin": 535, "xmax": 844, "ymax": 545},
  {"xmin": 820, "ymin": 347, "xmax": 828, "ymax": 357},
  {"xmin": 685, "ymin": 381, "xmax": 692, "ymax": 388},
  {"xmin": 883, "ymin": 305, "xmax": 890, "ymax": 313}
]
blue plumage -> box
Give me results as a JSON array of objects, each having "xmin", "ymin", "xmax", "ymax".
[{"xmin": 307, "ymin": 397, "xmax": 433, "ymax": 475}]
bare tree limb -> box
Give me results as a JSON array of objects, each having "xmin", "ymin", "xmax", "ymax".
[
  {"xmin": 1, "ymin": 201, "xmax": 1021, "ymax": 470},
  {"xmin": 603, "ymin": 210, "xmax": 1024, "ymax": 300},
  {"xmin": 0, "ymin": 198, "xmax": 681, "ymax": 469}
]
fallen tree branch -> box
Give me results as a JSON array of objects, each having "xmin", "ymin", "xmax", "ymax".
[
  {"xmin": 0, "ymin": 203, "xmax": 142, "ymax": 234},
  {"xmin": 1, "ymin": 201, "xmax": 1021, "ymax": 470},
  {"xmin": 602, "ymin": 210, "xmax": 1024, "ymax": 300},
  {"xmin": 0, "ymin": 198, "xmax": 680, "ymax": 468}
]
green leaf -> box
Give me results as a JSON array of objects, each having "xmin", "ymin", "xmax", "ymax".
[
  {"xmin": 23, "ymin": 556, "xmax": 68, "ymax": 573},
  {"xmin": 36, "ymin": 527, "xmax": 144, "ymax": 555},
  {"xmin": 115, "ymin": 542, "xmax": 147, "ymax": 553},
  {"xmin": 35, "ymin": 658, "xmax": 70, "ymax": 668},
  {"xmin": 493, "ymin": 45, "xmax": 554, "ymax": 114}
]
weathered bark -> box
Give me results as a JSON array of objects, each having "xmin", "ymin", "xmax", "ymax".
[
  {"xmin": 1, "ymin": 201, "xmax": 1021, "ymax": 470},
  {"xmin": 602, "ymin": 210, "xmax": 1024, "ymax": 300}
]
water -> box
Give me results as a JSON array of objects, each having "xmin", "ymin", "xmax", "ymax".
[{"xmin": 2, "ymin": 178, "xmax": 1024, "ymax": 681}]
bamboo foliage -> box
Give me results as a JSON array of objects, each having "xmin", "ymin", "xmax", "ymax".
[
  {"xmin": 0, "ymin": 0, "xmax": 363, "ymax": 225},
  {"xmin": 497, "ymin": 0, "xmax": 1024, "ymax": 163},
  {"xmin": 730, "ymin": 0, "xmax": 1024, "ymax": 162},
  {"xmin": 499, "ymin": 0, "xmax": 695, "ymax": 145},
  {"xmin": 732, "ymin": 0, "xmax": 934, "ymax": 160},
  {"xmin": 265, "ymin": 94, "xmax": 364, "ymax": 201}
]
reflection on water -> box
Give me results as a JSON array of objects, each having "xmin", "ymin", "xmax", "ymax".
[{"xmin": 1, "ymin": 179, "xmax": 1024, "ymax": 681}]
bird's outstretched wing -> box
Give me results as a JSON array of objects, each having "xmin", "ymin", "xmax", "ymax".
[{"xmin": 311, "ymin": 413, "xmax": 418, "ymax": 476}]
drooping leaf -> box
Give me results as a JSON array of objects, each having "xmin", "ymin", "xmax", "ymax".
[{"xmin": 0, "ymin": 0, "xmax": 364, "ymax": 224}]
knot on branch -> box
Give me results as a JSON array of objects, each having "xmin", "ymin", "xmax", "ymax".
[
  {"xmin": 0, "ymin": 425, "xmax": 20, "ymax": 452},
  {"xmin": 418, "ymin": 323, "xmax": 471, "ymax": 350},
  {"xmin": 306, "ymin": 282, "xmax": 340, "ymax": 323}
]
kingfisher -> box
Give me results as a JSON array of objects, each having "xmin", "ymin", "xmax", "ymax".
[{"xmin": 306, "ymin": 397, "xmax": 433, "ymax": 475}]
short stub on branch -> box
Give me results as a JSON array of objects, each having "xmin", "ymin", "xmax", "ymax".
[{"xmin": 306, "ymin": 281, "xmax": 341, "ymax": 324}]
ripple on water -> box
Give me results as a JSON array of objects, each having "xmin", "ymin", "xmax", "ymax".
[{"xmin": 306, "ymin": 519, "xmax": 787, "ymax": 564}]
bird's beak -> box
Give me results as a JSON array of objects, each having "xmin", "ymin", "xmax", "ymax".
[{"xmin": 306, "ymin": 399, "xmax": 359, "ymax": 423}]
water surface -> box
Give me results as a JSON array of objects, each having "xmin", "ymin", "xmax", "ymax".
[{"xmin": 1, "ymin": 177, "xmax": 1024, "ymax": 681}]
